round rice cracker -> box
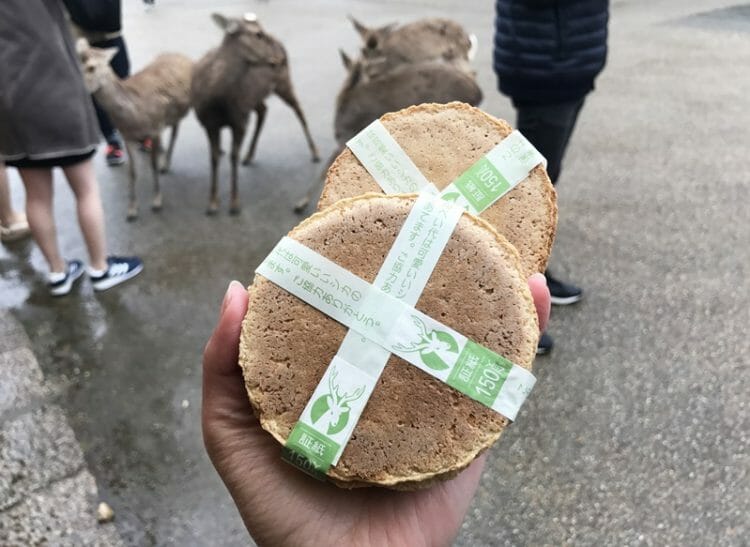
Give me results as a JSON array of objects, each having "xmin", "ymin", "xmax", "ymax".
[
  {"xmin": 320, "ymin": 101, "xmax": 558, "ymax": 277},
  {"xmin": 240, "ymin": 194, "xmax": 539, "ymax": 489}
]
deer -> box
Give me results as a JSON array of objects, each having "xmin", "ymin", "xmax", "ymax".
[
  {"xmin": 348, "ymin": 16, "xmax": 477, "ymax": 76},
  {"xmin": 333, "ymin": 56, "xmax": 482, "ymax": 145},
  {"xmin": 191, "ymin": 13, "xmax": 320, "ymax": 215},
  {"xmin": 313, "ymin": 368, "xmax": 366, "ymax": 435},
  {"xmin": 292, "ymin": 16, "xmax": 481, "ymax": 213},
  {"xmin": 77, "ymin": 40, "xmax": 192, "ymax": 221},
  {"xmin": 336, "ymin": 15, "xmax": 480, "ymax": 142}
]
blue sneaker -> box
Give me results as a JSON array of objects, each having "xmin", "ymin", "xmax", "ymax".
[
  {"xmin": 90, "ymin": 256, "xmax": 143, "ymax": 291},
  {"xmin": 545, "ymin": 272, "xmax": 583, "ymax": 306},
  {"xmin": 48, "ymin": 259, "xmax": 85, "ymax": 296}
]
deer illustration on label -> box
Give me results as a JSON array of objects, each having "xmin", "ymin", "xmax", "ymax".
[
  {"xmin": 393, "ymin": 315, "xmax": 459, "ymax": 371},
  {"xmin": 311, "ymin": 368, "xmax": 366, "ymax": 435}
]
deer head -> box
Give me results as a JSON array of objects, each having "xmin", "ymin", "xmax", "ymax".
[
  {"xmin": 348, "ymin": 15, "xmax": 397, "ymax": 57},
  {"xmin": 76, "ymin": 39, "xmax": 118, "ymax": 93},
  {"xmin": 324, "ymin": 369, "xmax": 365, "ymax": 430},
  {"xmin": 211, "ymin": 12, "xmax": 285, "ymax": 66}
]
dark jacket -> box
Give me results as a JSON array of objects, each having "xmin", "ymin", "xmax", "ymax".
[
  {"xmin": 493, "ymin": 0, "xmax": 609, "ymax": 106},
  {"xmin": 63, "ymin": 0, "xmax": 121, "ymax": 33}
]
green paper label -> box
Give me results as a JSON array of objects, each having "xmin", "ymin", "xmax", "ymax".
[
  {"xmin": 285, "ymin": 422, "xmax": 341, "ymax": 474},
  {"xmin": 451, "ymin": 157, "xmax": 511, "ymax": 213},
  {"xmin": 447, "ymin": 341, "xmax": 512, "ymax": 408}
]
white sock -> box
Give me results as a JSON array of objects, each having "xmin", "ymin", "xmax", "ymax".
[
  {"xmin": 88, "ymin": 265, "xmax": 107, "ymax": 278},
  {"xmin": 47, "ymin": 270, "xmax": 66, "ymax": 283}
]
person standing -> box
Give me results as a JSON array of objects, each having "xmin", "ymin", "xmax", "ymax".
[
  {"xmin": 493, "ymin": 0, "xmax": 609, "ymax": 354},
  {"xmin": 63, "ymin": 0, "xmax": 131, "ymax": 166},
  {"xmin": 0, "ymin": 0, "xmax": 142, "ymax": 296}
]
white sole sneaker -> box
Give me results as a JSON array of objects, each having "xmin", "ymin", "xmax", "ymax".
[
  {"xmin": 49, "ymin": 262, "xmax": 85, "ymax": 296},
  {"xmin": 91, "ymin": 262, "xmax": 144, "ymax": 292},
  {"xmin": 550, "ymin": 293, "xmax": 583, "ymax": 306}
]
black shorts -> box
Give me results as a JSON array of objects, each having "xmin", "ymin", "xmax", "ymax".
[{"xmin": 6, "ymin": 149, "xmax": 96, "ymax": 169}]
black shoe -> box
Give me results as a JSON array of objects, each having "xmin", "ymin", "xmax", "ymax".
[
  {"xmin": 536, "ymin": 332, "xmax": 554, "ymax": 355},
  {"xmin": 90, "ymin": 256, "xmax": 143, "ymax": 291},
  {"xmin": 47, "ymin": 259, "xmax": 85, "ymax": 296},
  {"xmin": 546, "ymin": 272, "xmax": 583, "ymax": 306}
]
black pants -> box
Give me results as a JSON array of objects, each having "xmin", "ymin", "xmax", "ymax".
[
  {"xmin": 515, "ymin": 98, "xmax": 585, "ymax": 185},
  {"xmin": 90, "ymin": 35, "xmax": 130, "ymax": 145}
]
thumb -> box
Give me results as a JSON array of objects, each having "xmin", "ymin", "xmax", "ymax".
[{"xmin": 202, "ymin": 280, "xmax": 251, "ymax": 436}]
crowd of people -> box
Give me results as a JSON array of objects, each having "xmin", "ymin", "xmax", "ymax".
[{"xmin": 1, "ymin": 0, "xmax": 608, "ymax": 543}]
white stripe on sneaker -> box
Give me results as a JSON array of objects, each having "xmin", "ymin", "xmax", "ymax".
[{"xmin": 91, "ymin": 262, "xmax": 143, "ymax": 292}]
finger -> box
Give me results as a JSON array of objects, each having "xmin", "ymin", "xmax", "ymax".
[
  {"xmin": 202, "ymin": 280, "xmax": 251, "ymax": 426},
  {"xmin": 203, "ymin": 280, "xmax": 249, "ymax": 378},
  {"xmin": 527, "ymin": 273, "xmax": 550, "ymax": 333}
]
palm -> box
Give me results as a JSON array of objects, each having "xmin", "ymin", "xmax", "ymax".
[
  {"xmin": 206, "ymin": 394, "xmax": 484, "ymax": 546},
  {"xmin": 203, "ymin": 279, "xmax": 548, "ymax": 546}
]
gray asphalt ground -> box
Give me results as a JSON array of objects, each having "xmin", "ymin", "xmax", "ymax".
[{"xmin": 1, "ymin": 0, "xmax": 748, "ymax": 545}]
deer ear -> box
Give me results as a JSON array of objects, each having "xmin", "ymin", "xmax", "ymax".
[
  {"xmin": 212, "ymin": 13, "xmax": 240, "ymax": 34},
  {"xmin": 75, "ymin": 38, "xmax": 90, "ymax": 56},
  {"xmin": 378, "ymin": 23, "xmax": 397, "ymax": 38},
  {"xmin": 98, "ymin": 47, "xmax": 119, "ymax": 64},
  {"xmin": 339, "ymin": 49, "xmax": 353, "ymax": 71},
  {"xmin": 348, "ymin": 15, "xmax": 370, "ymax": 38}
]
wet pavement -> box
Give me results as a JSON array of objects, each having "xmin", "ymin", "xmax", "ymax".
[{"xmin": 1, "ymin": 0, "xmax": 749, "ymax": 545}]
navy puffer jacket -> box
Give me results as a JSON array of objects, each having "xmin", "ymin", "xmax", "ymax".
[{"xmin": 494, "ymin": 0, "xmax": 609, "ymax": 105}]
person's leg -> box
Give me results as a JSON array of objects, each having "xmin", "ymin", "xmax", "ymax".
[
  {"xmin": 107, "ymin": 36, "xmax": 131, "ymax": 79},
  {"xmin": 62, "ymin": 159, "xmax": 108, "ymax": 271},
  {"xmin": 18, "ymin": 168, "xmax": 65, "ymax": 272},
  {"xmin": 0, "ymin": 165, "xmax": 17, "ymax": 225},
  {"xmin": 0, "ymin": 165, "xmax": 31, "ymax": 242},
  {"xmin": 64, "ymin": 158, "xmax": 143, "ymax": 291},
  {"xmin": 516, "ymin": 98, "xmax": 585, "ymax": 185},
  {"xmin": 92, "ymin": 36, "xmax": 131, "ymax": 163},
  {"xmin": 516, "ymin": 99, "xmax": 587, "ymax": 350}
]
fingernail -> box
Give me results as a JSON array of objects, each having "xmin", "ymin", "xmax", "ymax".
[
  {"xmin": 529, "ymin": 272, "xmax": 547, "ymax": 286},
  {"xmin": 220, "ymin": 280, "xmax": 243, "ymax": 316}
]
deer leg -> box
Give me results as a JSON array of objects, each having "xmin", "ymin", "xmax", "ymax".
[
  {"xmin": 242, "ymin": 102, "xmax": 267, "ymax": 166},
  {"xmin": 229, "ymin": 125, "xmax": 245, "ymax": 215},
  {"xmin": 124, "ymin": 141, "xmax": 138, "ymax": 221},
  {"xmin": 293, "ymin": 147, "xmax": 341, "ymax": 214},
  {"xmin": 274, "ymin": 77, "xmax": 320, "ymax": 163},
  {"xmin": 160, "ymin": 123, "xmax": 179, "ymax": 174},
  {"xmin": 206, "ymin": 128, "xmax": 221, "ymax": 215},
  {"xmin": 150, "ymin": 134, "xmax": 163, "ymax": 211}
]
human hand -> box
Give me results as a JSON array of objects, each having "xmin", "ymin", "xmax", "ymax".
[{"xmin": 203, "ymin": 274, "xmax": 550, "ymax": 546}]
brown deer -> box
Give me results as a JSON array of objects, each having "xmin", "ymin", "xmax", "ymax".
[
  {"xmin": 349, "ymin": 16, "xmax": 477, "ymax": 75},
  {"xmin": 192, "ymin": 13, "xmax": 320, "ymax": 215},
  {"xmin": 292, "ymin": 17, "xmax": 481, "ymax": 213},
  {"xmin": 77, "ymin": 40, "xmax": 192, "ymax": 220},
  {"xmin": 334, "ymin": 56, "xmax": 482, "ymax": 145}
]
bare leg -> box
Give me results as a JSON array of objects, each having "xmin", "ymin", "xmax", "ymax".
[
  {"xmin": 274, "ymin": 75, "xmax": 321, "ymax": 162},
  {"xmin": 242, "ymin": 102, "xmax": 267, "ymax": 166},
  {"xmin": 161, "ymin": 124, "xmax": 179, "ymax": 173},
  {"xmin": 150, "ymin": 134, "xmax": 163, "ymax": 211},
  {"xmin": 62, "ymin": 159, "xmax": 107, "ymax": 271},
  {"xmin": 206, "ymin": 127, "xmax": 221, "ymax": 215},
  {"xmin": 0, "ymin": 164, "xmax": 22, "ymax": 226},
  {"xmin": 18, "ymin": 168, "xmax": 65, "ymax": 273},
  {"xmin": 124, "ymin": 141, "xmax": 138, "ymax": 220},
  {"xmin": 229, "ymin": 124, "xmax": 246, "ymax": 215}
]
